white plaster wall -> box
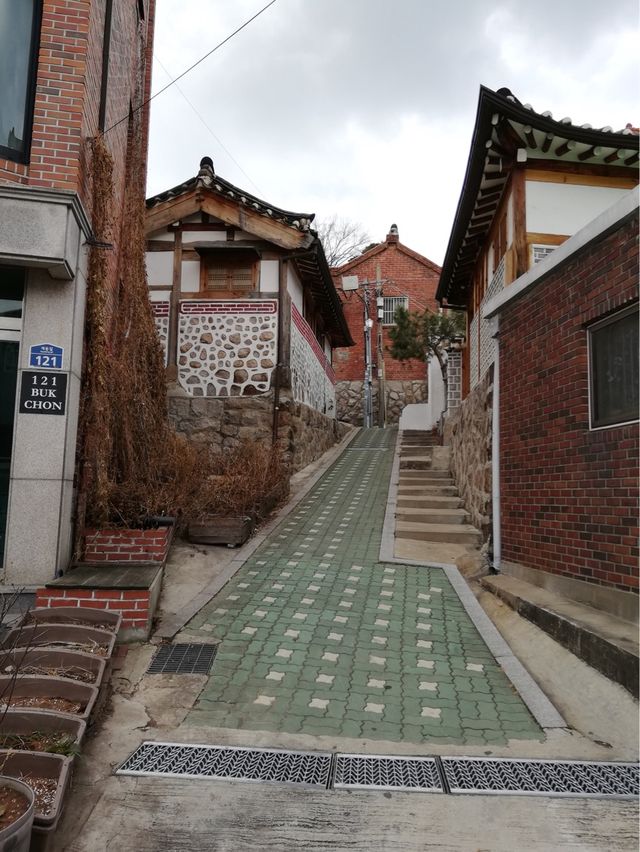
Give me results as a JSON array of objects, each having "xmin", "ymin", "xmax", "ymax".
[
  {"xmin": 147, "ymin": 230, "xmax": 174, "ymax": 242},
  {"xmin": 287, "ymin": 266, "xmax": 304, "ymax": 311},
  {"xmin": 260, "ymin": 259, "xmax": 279, "ymax": 293},
  {"xmin": 184, "ymin": 230, "xmax": 226, "ymax": 242},
  {"xmin": 146, "ymin": 251, "xmax": 173, "ymax": 285},
  {"xmin": 425, "ymin": 356, "xmax": 445, "ymax": 427},
  {"xmin": 324, "ymin": 339, "xmax": 332, "ymax": 360},
  {"xmin": 525, "ymin": 181, "xmax": 629, "ymax": 235},
  {"xmin": 181, "ymin": 260, "xmax": 200, "ymax": 293}
]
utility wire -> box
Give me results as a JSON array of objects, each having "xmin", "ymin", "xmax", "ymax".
[
  {"xmin": 154, "ymin": 55, "xmax": 264, "ymax": 196},
  {"xmin": 100, "ymin": 0, "xmax": 278, "ymax": 137}
]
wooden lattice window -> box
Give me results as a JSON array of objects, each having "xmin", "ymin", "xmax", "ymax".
[{"xmin": 201, "ymin": 252, "xmax": 258, "ymax": 293}]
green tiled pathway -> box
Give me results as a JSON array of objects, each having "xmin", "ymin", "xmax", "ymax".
[{"xmin": 187, "ymin": 429, "xmax": 541, "ymax": 745}]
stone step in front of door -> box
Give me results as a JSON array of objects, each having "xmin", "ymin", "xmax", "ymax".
[
  {"xmin": 395, "ymin": 521, "xmax": 482, "ymax": 545},
  {"xmin": 396, "ymin": 508, "xmax": 471, "ymax": 526},
  {"xmin": 398, "ymin": 469, "xmax": 451, "ymax": 479},
  {"xmin": 399, "ymin": 459, "xmax": 434, "ymax": 470},
  {"xmin": 396, "ymin": 496, "xmax": 463, "ymax": 510},
  {"xmin": 399, "ymin": 447, "xmax": 433, "ymax": 457}
]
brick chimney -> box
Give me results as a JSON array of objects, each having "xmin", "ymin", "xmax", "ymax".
[{"xmin": 386, "ymin": 223, "xmax": 399, "ymax": 244}]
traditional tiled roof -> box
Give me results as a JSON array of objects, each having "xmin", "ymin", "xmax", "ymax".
[
  {"xmin": 437, "ymin": 86, "xmax": 640, "ymax": 306},
  {"xmin": 146, "ymin": 156, "xmax": 314, "ymax": 232}
]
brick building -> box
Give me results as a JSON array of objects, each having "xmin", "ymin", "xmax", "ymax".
[
  {"xmin": 437, "ymin": 85, "xmax": 638, "ymax": 619},
  {"xmin": 0, "ymin": 0, "xmax": 155, "ymax": 585},
  {"xmin": 332, "ymin": 225, "xmax": 440, "ymax": 425},
  {"xmin": 485, "ymin": 195, "xmax": 638, "ymax": 601}
]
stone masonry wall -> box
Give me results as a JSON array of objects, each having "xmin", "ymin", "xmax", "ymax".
[
  {"xmin": 168, "ymin": 389, "xmax": 349, "ymax": 472},
  {"xmin": 336, "ymin": 379, "xmax": 426, "ymax": 425},
  {"xmin": 291, "ymin": 304, "xmax": 336, "ymax": 416},
  {"xmin": 448, "ymin": 367, "xmax": 493, "ymax": 539},
  {"xmin": 177, "ymin": 300, "xmax": 277, "ymax": 397}
]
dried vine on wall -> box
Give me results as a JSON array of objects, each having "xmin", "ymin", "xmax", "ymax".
[{"xmin": 75, "ymin": 132, "xmax": 288, "ymax": 541}]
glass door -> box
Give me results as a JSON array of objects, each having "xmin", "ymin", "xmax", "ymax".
[{"xmin": 0, "ymin": 270, "xmax": 24, "ymax": 565}]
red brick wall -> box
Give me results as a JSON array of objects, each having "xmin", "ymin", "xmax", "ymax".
[
  {"xmin": 35, "ymin": 586, "xmax": 152, "ymax": 633},
  {"xmin": 332, "ymin": 236, "xmax": 440, "ymax": 382},
  {"xmin": 83, "ymin": 527, "xmax": 171, "ymax": 562},
  {"xmin": 499, "ymin": 212, "xmax": 639, "ymax": 593},
  {"xmin": 0, "ymin": 0, "xmax": 155, "ymax": 211}
]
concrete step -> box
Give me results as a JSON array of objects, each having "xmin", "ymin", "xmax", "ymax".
[
  {"xmin": 399, "ymin": 448, "xmax": 433, "ymax": 458},
  {"xmin": 399, "ymin": 458, "xmax": 433, "ymax": 470},
  {"xmin": 396, "ymin": 508, "xmax": 471, "ymax": 525},
  {"xmin": 397, "ymin": 485, "xmax": 459, "ymax": 496},
  {"xmin": 396, "ymin": 521, "xmax": 482, "ymax": 545},
  {"xmin": 399, "ymin": 469, "xmax": 451, "ymax": 479},
  {"xmin": 397, "ymin": 495, "xmax": 463, "ymax": 509}
]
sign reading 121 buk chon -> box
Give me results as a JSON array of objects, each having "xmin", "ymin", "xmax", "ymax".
[{"xmin": 29, "ymin": 343, "xmax": 64, "ymax": 369}]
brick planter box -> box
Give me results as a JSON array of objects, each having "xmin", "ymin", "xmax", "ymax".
[{"xmin": 83, "ymin": 526, "xmax": 173, "ymax": 564}]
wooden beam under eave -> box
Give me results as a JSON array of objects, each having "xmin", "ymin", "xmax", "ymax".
[
  {"xmin": 200, "ymin": 194, "xmax": 310, "ymax": 250},
  {"xmin": 511, "ymin": 168, "xmax": 528, "ymax": 278},
  {"xmin": 145, "ymin": 191, "xmax": 201, "ymax": 233}
]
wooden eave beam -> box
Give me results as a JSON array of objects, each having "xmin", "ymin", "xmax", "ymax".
[
  {"xmin": 145, "ymin": 190, "xmax": 201, "ymax": 234},
  {"xmin": 200, "ymin": 194, "xmax": 309, "ymax": 250}
]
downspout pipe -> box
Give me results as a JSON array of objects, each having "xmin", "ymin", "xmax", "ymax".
[
  {"xmin": 272, "ymin": 256, "xmax": 288, "ymax": 444},
  {"xmin": 491, "ymin": 317, "xmax": 501, "ymax": 572}
]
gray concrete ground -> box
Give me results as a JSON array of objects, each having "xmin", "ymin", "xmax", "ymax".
[{"xmin": 54, "ymin": 430, "xmax": 639, "ymax": 851}]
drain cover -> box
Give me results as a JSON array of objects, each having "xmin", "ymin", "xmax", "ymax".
[
  {"xmin": 440, "ymin": 757, "xmax": 639, "ymax": 798},
  {"xmin": 335, "ymin": 754, "xmax": 443, "ymax": 792},
  {"xmin": 117, "ymin": 742, "xmax": 333, "ymax": 788},
  {"xmin": 147, "ymin": 643, "xmax": 217, "ymax": 675}
]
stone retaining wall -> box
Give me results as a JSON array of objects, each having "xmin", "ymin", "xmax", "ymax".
[
  {"xmin": 336, "ymin": 379, "xmax": 426, "ymax": 425},
  {"xmin": 447, "ymin": 367, "xmax": 493, "ymax": 538},
  {"xmin": 168, "ymin": 389, "xmax": 349, "ymax": 472}
]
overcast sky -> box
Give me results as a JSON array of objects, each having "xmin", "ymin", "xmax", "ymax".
[{"xmin": 147, "ymin": 0, "xmax": 639, "ymax": 264}]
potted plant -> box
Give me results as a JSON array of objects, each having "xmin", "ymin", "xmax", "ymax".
[{"xmin": 0, "ymin": 774, "xmax": 34, "ymax": 852}]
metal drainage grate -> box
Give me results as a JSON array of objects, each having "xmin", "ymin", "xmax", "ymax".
[
  {"xmin": 117, "ymin": 742, "xmax": 333, "ymax": 789},
  {"xmin": 335, "ymin": 754, "xmax": 443, "ymax": 792},
  {"xmin": 147, "ymin": 643, "xmax": 218, "ymax": 675},
  {"xmin": 440, "ymin": 757, "xmax": 639, "ymax": 798}
]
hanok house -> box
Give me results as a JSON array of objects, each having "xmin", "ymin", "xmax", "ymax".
[
  {"xmin": 0, "ymin": 0, "xmax": 155, "ymax": 586},
  {"xmin": 145, "ymin": 157, "xmax": 353, "ymax": 469},
  {"xmin": 332, "ymin": 225, "xmax": 440, "ymax": 426},
  {"xmin": 437, "ymin": 87, "xmax": 639, "ymax": 638}
]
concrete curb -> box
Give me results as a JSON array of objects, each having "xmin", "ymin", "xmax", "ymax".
[
  {"xmin": 153, "ymin": 428, "xmax": 360, "ymax": 640},
  {"xmin": 379, "ymin": 428, "xmax": 567, "ymax": 732}
]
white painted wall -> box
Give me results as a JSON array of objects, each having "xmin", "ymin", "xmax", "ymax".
[
  {"xmin": 184, "ymin": 230, "xmax": 226, "ymax": 243},
  {"xmin": 287, "ymin": 265, "xmax": 304, "ymax": 311},
  {"xmin": 260, "ymin": 259, "xmax": 279, "ymax": 293},
  {"xmin": 145, "ymin": 251, "xmax": 173, "ymax": 285},
  {"xmin": 525, "ymin": 181, "xmax": 629, "ymax": 235},
  {"xmin": 147, "ymin": 230, "xmax": 174, "ymax": 242},
  {"xmin": 181, "ymin": 259, "xmax": 200, "ymax": 293}
]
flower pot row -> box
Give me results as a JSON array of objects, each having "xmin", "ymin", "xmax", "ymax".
[{"xmin": 0, "ymin": 606, "xmax": 121, "ymax": 850}]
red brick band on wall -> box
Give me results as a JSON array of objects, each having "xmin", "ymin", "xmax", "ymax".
[
  {"xmin": 35, "ymin": 588, "xmax": 151, "ymax": 631},
  {"xmin": 291, "ymin": 302, "xmax": 336, "ymax": 384},
  {"xmin": 180, "ymin": 300, "xmax": 277, "ymax": 315},
  {"xmin": 499, "ymin": 213, "xmax": 639, "ymax": 593},
  {"xmin": 151, "ymin": 301, "xmax": 170, "ymax": 317},
  {"xmin": 83, "ymin": 528, "xmax": 171, "ymax": 563}
]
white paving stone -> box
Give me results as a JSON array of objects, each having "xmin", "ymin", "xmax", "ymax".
[
  {"xmin": 364, "ymin": 703, "xmax": 384, "ymax": 714},
  {"xmin": 254, "ymin": 695, "xmax": 275, "ymax": 707},
  {"xmin": 284, "ymin": 629, "xmax": 299, "ymax": 639},
  {"xmin": 276, "ymin": 648, "xmax": 293, "ymax": 659},
  {"xmin": 344, "ymin": 588, "xmax": 356, "ymax": 595},
  {"xmin": 313, "ymin": 573, "xmax": 326, "ymax": 579},
  {"xmin": 262, "ymin": 596, "xmax": 276, "ymax": 604},
  {"xmin": 253, "ymin": 610, "xmax": 267, "ymax": 618},
  {"xmin": 417, "ymin": 607, "xmax": 432, "ymax": 615},
  {"xmin": 372, "ymin": 636, "xmax": 387, "ymax": 646},
  {"xmin": 374, "ymin": 619, "xmax": 389, "ymax": 628},
  {"xmin": 369, "ymin": 655, "xmax": 386, "ymax": 665},
  {"xmin": 301, "ymin": 598, "xmax": 315, "ymax": 605},
  {"xmin": 241, "ymin": 627, "xmax": 257, "ymax": 636},
  {"xmin": 417, "ymin": 623, "xmax": 432, "ymax": 631},
  {"xmin": 309, "ymin": 698, "xmax": 329, "ymax": 710},
  {"xmin": 378, "ymin": 603, "xmax": 391, "ymax": 612},
  {"xmin": 266, "ymin": 670, "xmax": 285, "ymax": 682},
  {"xmin": 292, "ymin": 612, "xmax": 307, "ymax": 621},
  {"xmin": 367, "ymin": 678, "xmax": 385, "ymax": 688},
  {"xmin": 466, "ymin": 663, "xmax": 485, "ymax": 672},
  {"xmin": 327, "ymin": 632, "xmax": 343, "ymax": 641},
  {"xmin": 347, "ymin": 576, "xmax": 359, "ymax": 583},
  {"xmin": 421, "ymin": 706, "xmax": 441, "ymax": 719},
  {"xmin": 238, "ymin": 583, "xmax": 249, "ymax": 589},
  {"xmin": 417, "ymin": 640, "xmax": 433, "ymax": 649},
  {"xmin": 418, "ymin": 659, "xmax": 435, "ymax": 669},
  {"xmin": 316, "ymin": 674, "xmax": 335, "ymax": 685},
  {"xmin": 272, "ymin": 584, "xmax": 284, "ymax": 591},
  {"xmin": 418, "ymin": 593, "xmax": 431, "ymax": 601},
  {"xmin": 307, "ymin": 585, "xmax": 320, "ymax": 592},
  {"xmin": 334, "ymin": 615, "xmax": 348, "ymax": 624},
  {"xmin": 214, "ymin": 608, "xmax": 228, "ymax": 615},
  {"xmin": 419, "ymin": 681, "xmax": 438, "ymax": 691},
  {"xmin": 322, "ymin": 652, "xmax": 339, "ymax": 663}
]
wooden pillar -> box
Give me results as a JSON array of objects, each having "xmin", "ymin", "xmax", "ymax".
[
  {"xmin": 166, "ymin": 229, "xmax": 182, "ymax": 382},
  {"xmin": 512, "ymin": 168, "xmax": 528, "ymax": 278}
]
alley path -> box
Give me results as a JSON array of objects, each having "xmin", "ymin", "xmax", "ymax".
[{"xmin": 187, "ymin": 429, "xmax": 541, "ymax": 745}]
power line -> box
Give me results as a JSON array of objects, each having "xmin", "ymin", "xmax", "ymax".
[
  {"xmin": 100, "ymin": 0, "xmax": 278, "ymax": 138},
  {"xmin": 154, "ymin": 55, "xmax": 264, "ymax": 196}
]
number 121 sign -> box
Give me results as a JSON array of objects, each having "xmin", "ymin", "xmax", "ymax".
[{"xmin": 29, "ymin": 343, "xmax": 64, "ymax": 369}]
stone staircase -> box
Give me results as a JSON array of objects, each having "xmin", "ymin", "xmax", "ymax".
[{"xmin": 395, "ymin": 430, "xmax": 482, "ymax": 560}]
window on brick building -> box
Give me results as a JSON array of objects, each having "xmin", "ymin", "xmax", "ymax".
[
  {"xmin": 382, "ymin": 296, "xmax": 408, "ymax": 325},
  {"xmin": 0, "ymin": 0, "xmax": 41, "ymax": 162},
  {"xmin": 200, "ymin": 251, "xmax": 258, "ymax": 293},
  {"xmin": 588, "ymin": 304, "xmax": 639, "ymax": 429}
]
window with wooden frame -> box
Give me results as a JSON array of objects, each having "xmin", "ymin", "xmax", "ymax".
[
  {"xmin": 588, "ymin": 304, "xmax": 639, "ymax": 429},
  {"xmin": 200, "ymin": 251, "xmax": 258, "ymax": 294}
]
